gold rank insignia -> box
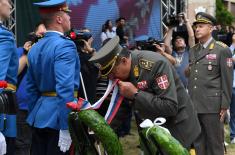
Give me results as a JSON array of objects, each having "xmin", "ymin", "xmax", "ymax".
[
  {"xmin": 209, "ymin": 43, "xmax": 214, "ymax": 50},
  {"xmin": 139, "ymin": 59, "xmax": 154, "ymax": 70},
  {"xmin": 133, "ymin": 65, "xmax": 139, "ymax": 77},
  {"xmin": 216, "ymin": 41, "xmax": 228, "ymax": 48}
]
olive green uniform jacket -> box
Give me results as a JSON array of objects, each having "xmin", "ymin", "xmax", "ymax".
[
  {"xmin": 131, "ymin": 50, "xmax": 201, "ymax": 148},
  {"xmin": 188, "ymin": 39, "xmax": 233, "ymax": 113}
]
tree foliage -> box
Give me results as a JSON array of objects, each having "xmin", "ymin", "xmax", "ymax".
[{"xmin": 216, "ymin": 0, "xmax": 234, "ymax": 25}]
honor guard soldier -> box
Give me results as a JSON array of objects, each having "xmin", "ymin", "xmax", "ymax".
[
  {"xmin": 0, "ymin": 0, "xmax": 19, "ymax": 154},
  {"xmin": 26, "ymin": 0, "xmax": 80, "ymax": 154},
  {"xmin": 188, "ymin": 12, "xmax": 233, "ymax": 155},
  {"xmin": 89, "ymin": 36, "xmax": 201, "ymax": 150}
]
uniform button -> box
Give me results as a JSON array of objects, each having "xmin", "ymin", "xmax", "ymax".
[
  {"xmin": 196, "ymin": 62, "xmax": 199, "ymax": 64},
  {"xmin": 216, "ymin": 93, "xmax": 218, "ymax": 96},
  {"xmin": 195, "ymin": 70, "xmax": 198, "ymax": 73},
  {"xmin": 209, "ymin": 62, "xmax": 212, "ymax": 64},
  {"xmin": 194, "ymin": 86, "xmax": 197, "ymax": 89},
  {"xmin": 194, "ymin": 77, "xmax": 197, "ymax": 80}
]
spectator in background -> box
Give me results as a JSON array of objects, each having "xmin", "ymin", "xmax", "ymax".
[
  {"xmin": 116, "ymin": 17, "xmax": 129, "ymax": 46},
  {"xmin": 172, "ymin": 13, "xmax": 189, "ymax": 46},
  {"xmin": 112, "ymin": 18, "xmax": 119, "ymax": 34},
  {"xmin": 164, "ymin": 12, "xmax": 195, "ymax": 88},
  {"xmin": 212, "ymin": 24, "xmax": 222, "ymax": 40},
  {"xmin": 15, "ymin": 22, "xmax": 46, "ymax": 155},
  {"xmin": 135, "ymin": 37, "xmax": 177, "ymax": 65},
  {"xmin": 226, "ymin": 26, "xmax": 234, "ymax": 46},
  {"xmin": 214, "ymin": 24, "xmax": 228, "ymax": 43},
  {"xmin": 17, "ymin": 23, "xmax": 46, "ymax": 76},
  {"xmin": 229, "ymin": 33, "xmax": 235, "ymax": 144},
  {"xmin": 154, "ymin": 42, "xmax": 177, "ymax": 65},
  {"xmin": 77, "ymin": 28, "xmax": 99, "ymax": 103},
  {"xmin": 100, "ymin": 20, "xmax": 116, "ymax": 43}
]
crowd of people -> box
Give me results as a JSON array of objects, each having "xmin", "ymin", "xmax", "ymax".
[{"xmin": 0, "ymin": 0, "xmax": 235, "ymax": 155}]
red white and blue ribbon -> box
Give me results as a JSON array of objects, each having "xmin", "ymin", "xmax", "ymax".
[
  {"xmin": 104, "ymin": 84, "xmax": 124, "ymax": 124},
  {"xmin": 67, "ymin": 79, "xmax": 123, "ymax": 124},
  {"xmin": 83, "ymin": 79, "xmax": 118, "ymax": 110}
]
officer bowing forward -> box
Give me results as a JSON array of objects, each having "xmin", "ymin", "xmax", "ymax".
[
  {"xmin": 89, "ymin": 36, "xmax": 201, "ymax": 150},
  {"xmin": 26, "ymin": 0, "xmax": 80, "ymax": 154}
]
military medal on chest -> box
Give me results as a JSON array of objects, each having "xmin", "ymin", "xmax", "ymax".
[
  {"xmin": 206, "ymin": 54, "xmax": 217, "ymax": 71},
  {"xmin": 208, "ymin": 64, "xmax": 213, "ymax": 71}
]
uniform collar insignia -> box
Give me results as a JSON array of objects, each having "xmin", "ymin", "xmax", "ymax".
[
  {"xmin": 133, "ymin": 65, "xmax": 139, "ymax": 78},
  {"xmin": 209, "ymin": 42, "xmax": 214, "ymax": 50}
]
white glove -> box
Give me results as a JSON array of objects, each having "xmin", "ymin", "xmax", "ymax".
[
  {"xmin": 0, "ymin": 132, "xmax": 6, "ymax": 155},
  {"xmin": 58, "ymin": 130, "xmax": 72, "ymax": 153}
]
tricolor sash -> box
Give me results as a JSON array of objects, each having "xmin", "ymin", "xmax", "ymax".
[{"xmin": 67, "ymin": 79, "xmax": 124, "ymax": 124}]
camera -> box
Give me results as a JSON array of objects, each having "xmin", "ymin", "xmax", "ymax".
[
  {"xmin": 66, "ymin": 28, "xmax": 92, "ymax": 48},
  {"xmin": 27, "ymin": 32, "xmax": 43, "ymax": 43},
  {"xmin": 136, "ymin": 37, "xmax": 164, "ymax": 51},
  {"xmin": 166, "ymin": 13, "xmax": 184, "ymax": 27}
]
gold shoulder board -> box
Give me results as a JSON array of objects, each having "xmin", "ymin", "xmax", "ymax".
[{"xmin": 216, "ymin": 41, "xmax": 228, "ymax": 48}]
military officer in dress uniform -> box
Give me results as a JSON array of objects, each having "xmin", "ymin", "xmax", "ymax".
[
  {"xmin": 188, "ymin": 12, "xmax": 233, "ymax": 155},
  {"xmin": 0, "ymin": 0, "xmax": 19, "ymax": 154},
  {"xmin": 26, "ymin": 0, "xmax": 80, "ymax": 154},
  {"xmin": 89, "ymin": 36, "xmax": 201, "ymax": 150}
]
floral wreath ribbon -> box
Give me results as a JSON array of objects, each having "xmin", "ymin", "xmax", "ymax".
[{"xmin": 67, "ymin": 79, "xmax": 124, "ymax": 124}]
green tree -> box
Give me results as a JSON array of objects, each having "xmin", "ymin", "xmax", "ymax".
[{"xmin": 216, "ymin": 0, "xmax": 234, "ymax": 25}]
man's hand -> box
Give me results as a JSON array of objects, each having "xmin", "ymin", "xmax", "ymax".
[
  {"xmin": 87, "ymin": 37, "xmax": 93, "ymax": 46},
  {"xmin": 154, "ymin": 44, "xmax": 165, "ymax": 55},
  {"xmin": 58, "ymin": 130, "xmax": 72, "ymax": 153},
  {"xmin": 118, "ymin": 81, "xmax": 138, "ymax": 99},
  {"xmin": 220, "ymin": 108, "xmax": 227, "ymax": 122},
  {"xmin": 82, "ymin": 39, "xmax": 95, "ymax": 54},
  {"xmin": 23, "ymin": 41, "xmax": 32, "ymax": 53}
]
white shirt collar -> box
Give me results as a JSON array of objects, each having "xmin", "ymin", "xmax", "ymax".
[
  {"xmin": 46, "ymin": 30, "xmax": 64, "ymax": 36},
  {"xmin": 202, "ymin": 37, "xmax": 213, "ymax": 49},
  {"xmin": 230, "ymin": 44, "xmax": 235, "ymax": 52}
]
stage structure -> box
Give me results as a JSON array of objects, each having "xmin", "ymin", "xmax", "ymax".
[
  {"xmin": 161, "ymin": 0, "xmax": 176, "ymax": 36},
  {"xmin": 3, "ymin": 0, "xmax": 16, "ymax": 37}
]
